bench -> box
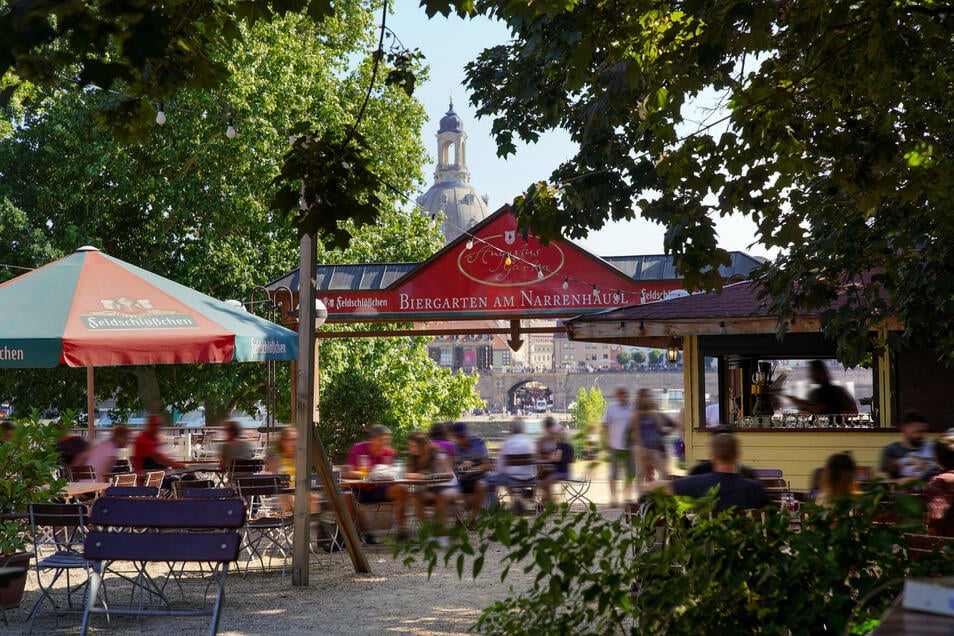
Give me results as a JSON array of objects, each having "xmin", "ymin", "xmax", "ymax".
[{"xmin": 80, "ymin": 496, "xmax": 246, "ymax": 635}]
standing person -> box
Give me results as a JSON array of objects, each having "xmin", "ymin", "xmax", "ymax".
[
  {"xmin": 814, "ymin": 451, "xmax": 862, "ymax": 506},
  {"xmin": 345, "ymin": 425, "xmax": 409, "ymax": 543},
  {"xmin": 631, "ymin": 388, "xmax": 670, "ymax": 497},
  {"xmin": 132, "ymin": 414, "xmax": 185, "ymax": 471},
  {"xmin": 646, "ymin": 433, "xmax": 769, "ymax": 512},
  {"xmin": 451, "ymin": 421, "xmax": 491, "ymax": 525},
  {"xmin": 786, "ymin": 359, "xmax": 858, "ymax": 415},
  {"xmin": 879, "ymin": 410, "xmax": 932, "ymax": 479},
  {"xmin": 602, "ymin": 387, "xmax": 634, "ymax": 508},
  {"xmin": 85, "ymin": 425, "xmax": 130, "ymax": 481},
  {"xmin": 404, "ymin": 431, "xmax": 456, "ymax": 546},
  {"xmin": 220, "ymin": 420, "xmax": 254, "ymax": 471}
]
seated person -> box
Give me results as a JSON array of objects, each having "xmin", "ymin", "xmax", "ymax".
[
  {"xmin": 428, "ymin": 421, "xmax": 456, "ymax": 460},
  {"xmin": 132, "ymin": 414, "xmax": 185, "ymax": 471},
  {"xmin": 487, "ymin": 418, "xmax": 537, "ymax": 513},
  {"xmin": 85, "ymin": 425, "xmax": 130, "ymax": 481},
  {"xmin": 132, "ymin": 414, "xmax": 186, "ymax": 490},
  {"xmin": 814, "ymin": 451, "xmax": 861, "ymax": 506},
  {"xmin": 451, "ymin": 421, "xmax": 491, "ymax": 525},
  {"xmin": 926, "ymin": 433, "xmax": 954, "ymax": 535},
  {"xmin": 220, "ymin": 420, "xmax": 254, "ymax": 472},
  {"xmin": 537, "ymin": 420, "xmax": 575, "ymax": 504},
  {"xmin": 267, "ymin": 426, "xmax": 319, "ymax": 514},
  {"xmin": 688, "ymin": 429, "xmax": 757, "ymax": 480},
  {"xmin": 345, "ymin": 425, "xmax": 408, "ymax": 543},
  {"xmin": 646, "ymin": 433, "xmax": 769, "ymax": 512},
  {"xmin": 879, "ymin": 410, "xmax": 933, "ymax": 480},
  {"xmin": 404, "ymin": 431, "xmax": 456, "ymax": 544}
]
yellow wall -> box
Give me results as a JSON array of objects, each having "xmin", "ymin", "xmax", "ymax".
[{"xmin": 685, "ymin": 429, "xmax": 896, "ymax": 490}]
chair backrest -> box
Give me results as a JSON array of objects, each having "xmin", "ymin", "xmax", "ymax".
[
  {"xmin": 503, "ymin": 453, "xmax": 536, "ymax": 467},
  {"xmin": 143, "ymin": 470, "xmax": 165, "ymax": 488},
  {"xmin": 111, "ymin": 458, "xmax": 132, "ymax": 474},
  {"xmin": 227, "ymin": 457, "xmax": 264, "ymax": 482},
  {"xmin": 68, "ymin": 465, "xmax": 97, "ymax": 482},
  {"xmin": 236, "ymin": 475, "xmax": 283, "ymax": 498},
  {"xmin": 28, "ymin": 502, "xmax": 88, "ymax": 554},
  {"xmin": 172, "ymin": 479, "xmax": 214, "ymax": 497},
  {"xmin": 84, "ymin": 497, "xmax": 246, "ymax": 562},
  {"xmin": 105, "ymin": 486, "xmax": 161, "ymax": 498},
  {"xmin": 111, "ymin": 473, "xmax": 138, "ymax": 487},
  {"xmin": 181, "ymin": 487, "xmax": 237, "ymax": 499}
]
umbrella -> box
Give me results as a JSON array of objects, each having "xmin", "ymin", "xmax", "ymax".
[{"xmin": 0, "ymin": 246, "xmax": 299, "ymax": 437}]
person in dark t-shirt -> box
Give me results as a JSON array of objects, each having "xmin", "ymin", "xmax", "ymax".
[{"xmin": 647, "ymin": 433, "xmax": 769, "ymax": 511}]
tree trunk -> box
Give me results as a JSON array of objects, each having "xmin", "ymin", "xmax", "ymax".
[{"xmin": 133, "ymin": 367, "xmax": 164, "ymax": 415}]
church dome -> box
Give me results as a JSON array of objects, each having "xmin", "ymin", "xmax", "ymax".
[
  {"xmin": 438, "ymin": 102, "xmax": 464, "ymax": 134},
  {"xmin": 420, "ymin": 100, "xmax": 491, "ymax": 243}
]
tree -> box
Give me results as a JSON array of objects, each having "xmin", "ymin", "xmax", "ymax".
[
  {"xmin": 630, "ymin": 349, "xmax": 646, "ymax": 366},
  {"xmin": 648, "ymin": 349, "xmax": 664, "ymax": 368},
  {"xmin": 460, "ymin": 0, "xmax": 954, "ymax": 365},
  {"xmin": 0, "ymin": 9, "xmax": 431, "ymax": 420},
  {"xmin": 615, "ymin": 350, "xmax": 631, "ymax": 367},
  {"xmin": 567, "ymin": 386, "xmax": 604, "ymax": 434}
]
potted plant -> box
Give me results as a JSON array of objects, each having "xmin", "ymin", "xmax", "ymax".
[{"xmin": 0, "ymin": 410, "xmax": 68, "ymax": 612}]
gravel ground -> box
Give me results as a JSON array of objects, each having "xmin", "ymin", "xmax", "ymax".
[
  {"xmin": 6, "ymin": 527, "xmax": 536, "ymax": 636},
  {"xmin": 7, "ymin": 481, "xmax": 631, "ymax": 635}
]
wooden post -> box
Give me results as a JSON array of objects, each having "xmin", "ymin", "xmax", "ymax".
[{"xmin": 293, "ymin": 233, "xmax": 316, "ymax": 586}]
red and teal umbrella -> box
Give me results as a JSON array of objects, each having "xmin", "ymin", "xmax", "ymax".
[{"xmin": 0, "ymin": 246, "xmax": 298, "ymax": 435}]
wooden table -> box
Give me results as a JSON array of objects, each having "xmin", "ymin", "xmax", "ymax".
[
  {"xmin": 872, "ymin": 594, "xmax": 954, "ymax": 635},
  {"xmin": 60, "ymin": 481, "xmax": 111, "ymax": 499}
]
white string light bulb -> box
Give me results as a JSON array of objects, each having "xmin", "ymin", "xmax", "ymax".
[
  {"xmin": 226, "ymin": 117, "xmax": 236, "ymax": 139},
  {"xmin": 155, "ymin": 103, "xmax": 166, "ymax": 125},
  {"xmin": 465, "ymin": 238, "xmax": 474, "ymax": 250},
  {"xmin": 562, "ymin": 278, "xmax": 569, "ymax": 290},
  {"xmin": 592, "ymin": 285, "xmax": 599, "ymax": 297},
  {"xmin": 537, "ymin": 267, "xmax": 544, "ymax": 279}
]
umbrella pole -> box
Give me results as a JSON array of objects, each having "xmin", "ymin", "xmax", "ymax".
[{"xmin": 86, "ymin": 367, "xmax": 95, "ymax": 441}]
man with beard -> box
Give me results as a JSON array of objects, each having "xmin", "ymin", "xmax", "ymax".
[{"xmin": 879, "ymin": 410, "xmax": 933, "ymax": 480}]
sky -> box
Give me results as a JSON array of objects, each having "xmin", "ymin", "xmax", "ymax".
[{"xmin": 387, "ymin": 5, "xmax": 774, "ymax": 260}]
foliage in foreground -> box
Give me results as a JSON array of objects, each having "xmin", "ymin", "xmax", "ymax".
[
  {"xmin": 0, "ymin": 411, "xmax": 67, "ymax": 554},
  {"xmin": 400, "ymin": 490, "xmax": 953, "ymax": 635}
]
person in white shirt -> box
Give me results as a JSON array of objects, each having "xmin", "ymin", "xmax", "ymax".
[
  {"xmin": 602, "ymin": 387, "xmax": 634, "ymax": 507},
  {"xmin": 84, "ymin": 425, "xmax": 130, "ymax": 481},
  {"xmin": 488, "ymin": 418, "xmax": 537, "ymax": 512}
]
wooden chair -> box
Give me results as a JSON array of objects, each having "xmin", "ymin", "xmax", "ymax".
[
  {"xmin": 111, "ymin": 458, "xmax": 132, "ymax": 474},
  {"xmin": 80, "ymin": 496, "xmax": 246, "ymax": 635},
  {"xmin": 111, "ymin": 473, "xmax": 138, "ymax": 487},
  {"xmin": 68, "ymin": 465, "xmax": 97, "ymax": 482},
  {"xmin": 142, "ymin": 470, "xmax": 165, "ymax": 489}
]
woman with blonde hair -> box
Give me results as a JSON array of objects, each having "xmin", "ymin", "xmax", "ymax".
[{"xmin": 814, "ymin": 451, "xmax": 861, "ymax": 506}]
